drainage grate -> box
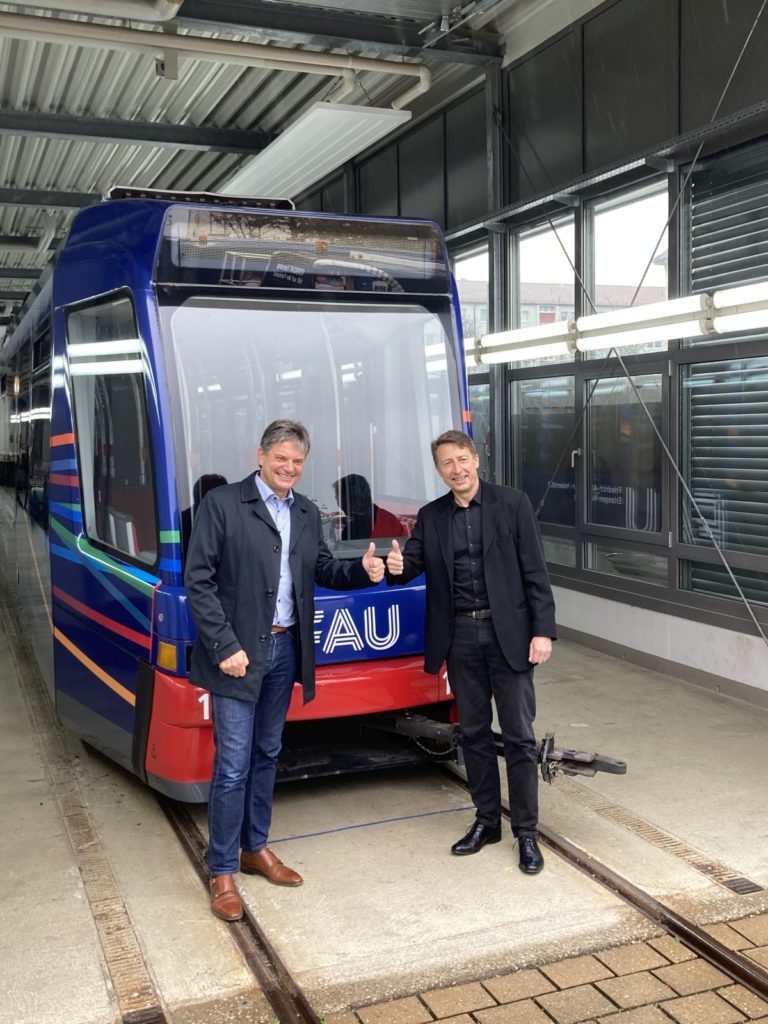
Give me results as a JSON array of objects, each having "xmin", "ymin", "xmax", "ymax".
[{"xmin": 556, "ymin": 776, "xmax": 764, "ymax": 895}]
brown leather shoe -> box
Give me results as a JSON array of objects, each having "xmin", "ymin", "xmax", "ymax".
[
  {"xmin": 240, "ymin": 847, "xmax": 303, "ymax": 887},
  {"xmin": 210, "ymin": 874, "xmax": 243, "ymax": 921}
]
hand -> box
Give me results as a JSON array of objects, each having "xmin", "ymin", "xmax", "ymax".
[
  {"xmin": 387, "ymin": 538, "xmax": 404, "ymax": 575},
  {"xmin": 219, "ymin": 649, "xmax": 249, "ymax": 677},
  {"xmin": 528, "ymin": 636, "xmax": 552, "ymax": 666},
  {"xmin": 363, "ymin": 541, "xmax": 385, "ymax": 583}
]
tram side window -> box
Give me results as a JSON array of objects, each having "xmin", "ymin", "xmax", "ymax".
[{"xmin": 67, "ymin": 297, "xmax": 158, "ymax": 565}]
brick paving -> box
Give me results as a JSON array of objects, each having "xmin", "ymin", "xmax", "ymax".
[{"xmin": 325, "ymin": 912, "xmax": 768, "ymax": 1024}]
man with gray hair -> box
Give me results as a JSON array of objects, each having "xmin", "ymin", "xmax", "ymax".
[{"xmin": 185, "ymin": 419, "xmax": 385, "ymax": 921}]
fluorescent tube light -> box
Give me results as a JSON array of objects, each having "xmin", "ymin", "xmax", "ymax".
[
  {"xmin": 220, "ymin": 102, "xmax": 412, "ymax": 200},
  {"xmin": 712, "ymin": 280, "xmax": 768, "ymax": 334},
  {"xmin": 479, "ymin": 338, "xmax": 574, "ymax": 364},
  {"xmin": 481, "ymin": 319, "xmax": 575, "ymax": 348},
  {"xmin": 70, "ymin": 360, "xmax": 144, "ymax": 376},
  {"xmin": 466, "ymin": 320, "xmax": 575, "ymax": 365},
  {"xmin": 576, "ymin": 319, "xmax": 709, "ymax": 351},
  {"xmin": 69, "ymin": 339, "xmax": 142, "ymax": 357},
  {"xmin": 461, "ymin": 281, "xmax": 768, "ymax": 367},
  {"xmin": 576, "ymin": 294, "xmax": 709, "ymax": 349}
]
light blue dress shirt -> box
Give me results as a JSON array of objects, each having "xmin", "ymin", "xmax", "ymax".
[{"xmin": 255, "ymin": 472, "xmax": 295, "ymax": 627}]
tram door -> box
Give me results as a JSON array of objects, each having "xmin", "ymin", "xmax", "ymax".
[{"xmin": 51, "ymin": 293, "xmax": 160, "ymax": 772}]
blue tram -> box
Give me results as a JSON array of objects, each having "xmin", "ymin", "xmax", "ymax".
[{"xmin": 0, "ymin": 189, "xmax": 469, "ymax": 799}]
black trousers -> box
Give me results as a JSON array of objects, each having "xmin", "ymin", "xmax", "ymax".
[{"xmin": 447, "ymin": 616, "xmax": 538, "ymax": 836}]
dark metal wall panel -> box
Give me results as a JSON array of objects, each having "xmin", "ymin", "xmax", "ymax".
[
  {"xmin": 359, "ymin": 145, "xmax": 399, "ymax": 217},
  {"xmin": 583, "ymin": 0, "xmax": 678, "ymax": 172},
  {"xmin": 681, "ymin": 0, "xmax": 768, "ymax": 131},
  {"xmin": 507, "ymin": 31, "xmax": 582, "ymax": 203},
  {"xmin": 295, "ymin": 190, "xmax": 322, "ymax": 211},
  {"xmin": 399, "ymin": 115, "xmax": 446, "ymax": 224},
  {"xmin": 445, "ymin": 90, "xmax": 487, "ymax": 229},
  {"xmin": 321, "ymin": 175, "xmax": 346, "ymax": 213}
]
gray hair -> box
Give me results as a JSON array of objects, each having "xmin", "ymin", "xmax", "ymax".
[
  {"xmin": 430, "ymin": 429, "xmax": 476, "ymax": 465},
  {"xmin": 259, "ymin": 419, "xmax": 311, "ymax": 455}
]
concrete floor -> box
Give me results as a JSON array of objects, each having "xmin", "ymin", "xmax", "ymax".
[{"xmin": 1, "ymin": 603, "xmax": 767, "ymax": 1022}]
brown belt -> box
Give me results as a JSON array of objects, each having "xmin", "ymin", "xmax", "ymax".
[{"xmin": 271, "ymin": 624, "xmax": 291, "ymax": 633}]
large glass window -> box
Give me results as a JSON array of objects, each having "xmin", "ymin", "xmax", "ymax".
[
  {"xmin": 468, "ymin": 380, "xmax": 492, "ymax": 481},
  {"xmin": 513, "ymin": 376, "xmax": 576, "ymax": 526},
  {"xmin": 584, "ymin": 184, "xmax": 669, "ymax": 359},
  {"xmin": 586, "ymin": 542, "xmax": 667, "ymax": 586},
  {"xmin": 517, "ymin": 217, "xmax": 575, "ymax": 367},
  {"xmin": 454, "ymin": 248, "xmax": 489, "ymax": 377},
  {"xmin": 586, "ymin": 374, "xmax": 663, "ymax": 533},
  {"xmin": 161, "ymin": 297, "xmax": 460, "ymax": 554},
  {"xmin": 681, "ymin": 358, "xmax": 768, "ymax": 558},
  {"xmin": 68, "ymin": 296, "xmax": 158, "ymax": 565}
]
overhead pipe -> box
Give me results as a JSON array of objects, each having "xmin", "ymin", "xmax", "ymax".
[
  {"xmin": 7, "ymin": 0, "xmax": 183, "ymax": 22},
  {"xmin": 0, "ymin": 11, "xmax": 432, "ymax": 109}
]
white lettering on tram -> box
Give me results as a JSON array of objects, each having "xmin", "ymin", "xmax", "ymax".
[
  {"xmin": 363, "ymin": 605, "xmax": 400, "ymax": 651},
  {"xmin": 197, "ymin": 692, "xmax": 211, "ymax": 720},
  {"xmin": 313, "ymin": 604, "xmax": 401, "ymax": 654}
]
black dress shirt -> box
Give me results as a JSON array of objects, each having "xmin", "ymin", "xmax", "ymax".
[{"xmin": 452, "ymin": 486, "xmax": 490, "ymax": 611}]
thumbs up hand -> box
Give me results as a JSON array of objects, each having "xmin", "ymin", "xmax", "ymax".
[
  {"xmin": 362, "ymin": 541, "xmax": 385, "ymax": 584},
  {"xmin": 387, "ymin": 538, "xmax": 404, "ymax": 576}
]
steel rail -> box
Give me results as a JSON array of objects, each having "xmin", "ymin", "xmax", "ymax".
[
  {"xmin": 441, "ymin": 765, "xmax": 768, "ymax": 1002},
  {"xmin": 157, "ymin": 796, "xmax": 322, "ymax": 1024}
]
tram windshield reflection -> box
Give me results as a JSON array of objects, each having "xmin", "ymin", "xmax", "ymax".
[{"xmin": 160, "ymin": 296, "xmax": 460, "ymax": 554}]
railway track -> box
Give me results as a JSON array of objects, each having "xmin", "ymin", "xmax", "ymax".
[
  {"xmin": 4, "ymin": 553, "xmax": 767, "ymax": 1020},
  {"xmin": 157, "ymin": 796, "xmax": 322, "ymax": 1024},
  {"xmin": 442, "ymin": 763, "xmax": 768, "ymax": 1004}
]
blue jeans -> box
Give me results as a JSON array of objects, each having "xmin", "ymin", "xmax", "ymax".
[{"xmin": 207, "ymin": 630, "xmax": 297, "ymax": 876}]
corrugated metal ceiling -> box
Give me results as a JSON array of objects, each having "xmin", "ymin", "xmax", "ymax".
[{"xmin": 0, "ymin": 0, "xmax": 520, "ymax": 330}]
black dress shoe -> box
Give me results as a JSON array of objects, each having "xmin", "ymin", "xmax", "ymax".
[
  {"xmin": 518, "ymin": 834, "xmax": 544, "ymax": 874},
  {"xmin": 451, "ymin": 821, "xmax": 502, "ymax": 856}
]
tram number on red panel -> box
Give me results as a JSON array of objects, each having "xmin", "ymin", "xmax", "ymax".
[{"xmin": 197, "ymin": 692, "xmax": 211, "ymax": 721}]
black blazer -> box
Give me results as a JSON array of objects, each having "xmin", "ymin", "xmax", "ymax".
[
  {"xmin": 388, "ymin": 481, "xmax": 556, "ymax": 674},
  {"xmin": 184, "ymin": 474, "xmax": 371, "ymax": 703}
]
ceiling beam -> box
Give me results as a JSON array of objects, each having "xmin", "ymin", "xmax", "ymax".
[
  {"xmin": 420, "ymin": 0, "xmax": 511, "ymax": 48},
  {"xmin": 0, "ymin": 188, "xmax": 97, "ymax": 208},
  {"xmin": 0, "ymin": 108, "xmax": 273, "ymax": 152},
  {"xmin": 0, "ymin": 290, "xmax": 27, "ymax": 301},
  {"xmin": 0, "ymin": 268, "xmax": 42, "ymax": 279},
  {"xmin": 0, "ymin": 233, "xmax": 60, "ymax": 249},
  {"xmin": 178, "ymin": 0, "xmax": 502, "ymax": 65}
]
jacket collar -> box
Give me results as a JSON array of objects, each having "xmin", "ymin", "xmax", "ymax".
[{"xmin": 239, "ymin": 473, "xmax": 310, "ymax": 544}]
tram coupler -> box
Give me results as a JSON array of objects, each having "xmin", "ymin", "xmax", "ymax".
[
  {"xmin": 366, "ymin": 715, "xmax": 627, "ymax": 783},
  {"xmin": 380, "ymin": 713, "xmax": 460, "ymax": 745},
  {"xmin": 534, "ymin": 732, "xmax": 628, "ymax": 784}
]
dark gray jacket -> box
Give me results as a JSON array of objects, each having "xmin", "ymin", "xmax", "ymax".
[{"xmin": 184, "ymin": 474, "xmax": 371, "ymax": 703}]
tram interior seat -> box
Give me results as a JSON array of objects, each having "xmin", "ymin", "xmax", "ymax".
[{"xmin": 97, "ymin": 492, "xmax": 156, "ymax": 563}]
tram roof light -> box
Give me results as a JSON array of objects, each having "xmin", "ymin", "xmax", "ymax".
[{"xmin": 220, "ymin": 102, "xmax": 411, "ymax": 200}]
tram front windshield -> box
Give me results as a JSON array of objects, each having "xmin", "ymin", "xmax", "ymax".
[{"xmin": 160, "ymin": 297, "xmax": 460, "ymax": 555}]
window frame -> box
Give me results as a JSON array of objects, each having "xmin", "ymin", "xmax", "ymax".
[{"xmin": 66, "ymin": 289, "xmax": 160, "ymax": 571}]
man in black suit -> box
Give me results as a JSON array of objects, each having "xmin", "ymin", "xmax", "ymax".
[
  {"xmin": 386, "ymin": 430, "xmax": 556, "ymax": 874},
  {"xmin": 185, "ymin": 420, "xmax": 385, "ymax": 921}
]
